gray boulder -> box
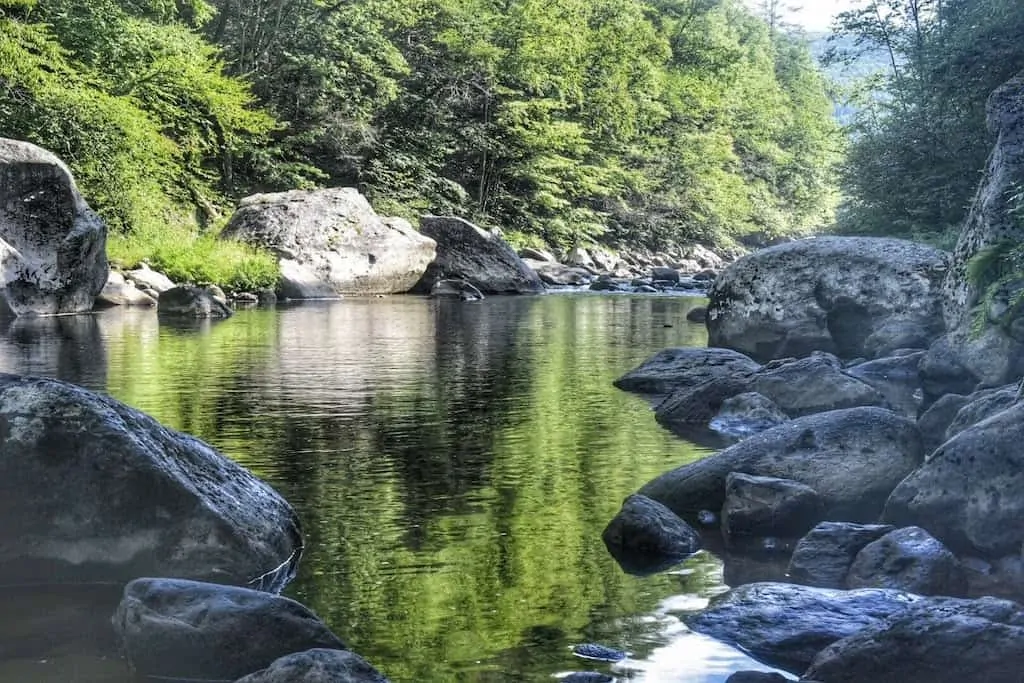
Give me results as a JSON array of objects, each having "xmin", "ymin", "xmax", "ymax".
[
  {"xmin": 125, "ymin": 264, "xmax": 176, "ymax": 293},
  {"xmin": 414, "ymin": 216, "xmax": 543, "ymax": 294},
  {"xmin": 0, "ymin": 374, "xmax": 301, "ymax": 587},
  {"xmin": 429, "ymin": 278, "xmax": 484, "ymax": 301},
  {"xmin": 862, "ymin": 318, "xmax": 932, "ymax": 358},
  {"xmin": 750, "ymin": 354, "xmax": 889, "ymax": 417},
  {"xmin": 518, "ymin": 247, "xmax": 557, "ymax": 262},
  {"xmin": 95, "ymin": 271, "xmax": 157, "ymax": 307},
  {"xmin": 525, "ymin": 259, "xmax": 592, "ymax": 286},
  {"xmin": 656, "ymin": 374, "xmax": 760, "ymax": 435},
  {"xmin": 614, "ymin": 347, "xmax": 761, "ymax": 395},
  {"xmin": 222, "ymin": 187, "xmax": 436, "ymax": 297},
  {"xmin": 565, "ymin": 246, "xmax": 596, "ymax": 269},
  {"xmin": 602, "ymin": 494, "xmax": 701, "ymax": 575},
  {"xmin": 943, "ymin": 383, "xmax": 1016, "ymax": 440},
  {"xmin": 706, "ymin": 237, "xmax": 949, "ymax": 361},
  {"xmin": 686, "ymin": 305, "xmax": 708, "ymax": 323},
  {"xmin": 721, "ymin": 473, "xmax": 825, "ymax": 541},
  {"xmin": 805, "ymin": 597, "xmax": 1024, "ymax": 683},
  {"xmin": 915, "ymin": 393, "xmax": 970, "ymax": 454},
  {"xmin": 884, "ymin": 401, "xmax": 1024, "ymax": 557},
  {"xmin": 113, "ymin": 578, "xmax": 345, "ymax": 681},
  {"xmin": 234, "ymin": 649, "xmax": 389, "ymax": 683},
  {"xmin": 710, "ymin": 392, "xmax": 789, "ymax": 439},
  {"xmin": 846, "ymin": 526, "xmax": 967, "ymax": 596},
  {"xmin": 651, "ymin": 266, "xmax": 680, "ymax": 283},
  {"xmin": 158, "ymin": 284, "xmax": 233, "ymax": 318},
  {"xmin": 640, "ymin": 408, "xmax": 923, "ymax": 523},
  {"xmin": 844, "ymin": 352, "xmax": 926, "ymax": 418},
  {"xmin": 0, "ymin": 138, "xmax": 108, "ymax": 315},
  {"xmin": 685, "ymin": 582, "xmax": 917, "ymax": 673},
  {"xmin": 918, "ymin": 334, "xmax": 980, "ymax": 402},
  {"xmin": 787, "ymin": 522, "xmax": 896, "ymax": 589}
]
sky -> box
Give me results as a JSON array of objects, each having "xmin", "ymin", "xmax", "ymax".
[{"xmin": 746, "ymin": 1, "xmax": 862, "ymax": 32}]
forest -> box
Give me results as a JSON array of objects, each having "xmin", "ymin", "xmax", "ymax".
[
  {"xmin": 1, "ymin": 0, "xmax": 1021, "ymax": 289},
  {"xmin": 0, "ymin": 0, "xmax": 838, "ymax": 287}
]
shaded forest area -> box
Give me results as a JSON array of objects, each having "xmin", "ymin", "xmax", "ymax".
[{"xmin": 0, "ymin": 0, "xmax": 839, "ymax": 283}]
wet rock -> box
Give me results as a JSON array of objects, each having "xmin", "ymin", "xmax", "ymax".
[
  {"xmin": 685, "ymin": 582, "xmax": 916, "ymax": 673},
  {"xmin": 126, "ymin": 264, "xmax": 176, "ymax": 293},
  {"xmin": 589, "ymin": 278, "xmax": 622, "ymax": 292},
  {"xmin": 0, "ymin": 138, "xmax": 108, "ymax": 315},
  {"xmin": 651, "ymin": 266, "xmax": 680, "ymax": 283},
  {"xmin": 95, "ymin": 271, "xmax": 157, "ymax": 307},
  {"xmin": 707, "ymin": 237, "xmax": 949, "ymax": 361},
  {"xmin": 113, "ymin": 579, "xmax": 345, "ymax": 681},
  {"xmin": 559, "ymin": 673, "xmax": 614, "ymax": 683},
  {"xmin": 844, "ymin": 352, "xmax": 925, "ymax": 418},
  {"xmin": 916, "ymin": 393, "xmax": 970, "ymax": 454},
  {"xmin": 602, "ymin": 494, "xmax": 701, "ymax": 575},
  {"xmin": 750, "ymin": 355, "xmax": 889, "ymax": 417},
  {"xmin": 655, "ymin": 374, "xmax": 759, "ymax": 432},
  {"xmin": 0, "ymin": 374, "xmax": 301, "ymax": 587},
  {"xmin": 787, "ymin": 522, "xmax": 896, "ymax": 589},
  {"xmin": 805, "ymin": 597, "xmax": 1024, "ymax": 683},
  {"xmin": 686, "ymin": 306, "xmax": 708, "ymax": 323},
  {"xmin": 614, "ymin": 347, "xmax": 761, "ymax": 395},
  {"xmin": 525, "ymin": 260, "xmax": 592, "ymax": 286},
  {"xmin": 637, "ymin": 284, "xmax": 659, "ymax": 293},
  {"xmin": 943, "ymin": 383, "xmax": 1016, "ymax": 440},
  {"xmin": 571, "ymin": 644, "xmax": 628, "ymax": 662},
  {"xmin": 846, "ymin": 526, "xmax": 967, "ymax": 596},
  {"xmin": 222, "ymin": 187, "xmax": 435, "ymax": 297},
  {"xmin": 429, "ymin": 278, "xmax": 484, "ymax": 301},
  {"xmin": 721, "ymin": 473, "xmax": 824, "ymax": 542},
  {"xmin": 725, "ymin": 673, "xmax": 788, "ymax": 683},
  {"xmin": 710, "ymin": 392, "xmax": 789, "ymax": 439},
  {"xmin": 234, "ymin": 648, "xmax": 389, "ymax": 683},
  {"xmin": 158, "ymin": 284, "xmax": 234, "ymax": 318},
  {"xmin": 884, "ymin": 401, "xmax": 1024, "ymax": 557},
  {"xmin": 206, "ymin": 283, "xmax": 228, "ymax": 305},
  {"xmin": 640, "ymin": 408, "xmax": 923, "ymax": 523}
]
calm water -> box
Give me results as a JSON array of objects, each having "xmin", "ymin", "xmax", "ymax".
[{"xmin": 0, "ymin": 295, "xmax": 789, "ymax": 683}]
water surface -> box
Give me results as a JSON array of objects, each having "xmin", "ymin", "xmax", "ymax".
[{"xmin": 0, "ymin": 295, "xmax": 788, "ymax": 682}]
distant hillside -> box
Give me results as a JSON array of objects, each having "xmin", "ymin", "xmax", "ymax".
[{"xmin": 805, "ymin": 32, "xmax": 893, "ymax": 124}]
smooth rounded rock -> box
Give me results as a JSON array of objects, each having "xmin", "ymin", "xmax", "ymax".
[
  {"xmin": 787, "ymin": 522, "xmax": 896, "ymax": 589},
  {"xmin": 614, "ymin": 347, "xmax": 761, "ymax": 396},
  {"xmin": 158, "ymin": 284, "xmax": 234, "ymax": 318},
  {"xmin": 603, "ymin": 494, "xmax": 701, "ymax": 575},
  {"xmin": 234, "ymin": 648, "xmax": 389, "ymax": 683},
  {"xmin": 846, "ymin": 526, "xmax": 967, "ymax": 596},
  {"xmin": 721, "ymin": 472, "xmax": 825, "ymax": 541}
]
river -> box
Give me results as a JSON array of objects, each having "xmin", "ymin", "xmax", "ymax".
[{"xmin": 0, "ymin": 294, "xmax": 789, "ymax": 682}]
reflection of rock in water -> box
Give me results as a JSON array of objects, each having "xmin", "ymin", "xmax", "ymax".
[{"xmin": 0, "ymin": 314, "xmax": 106, "ymax": 390}]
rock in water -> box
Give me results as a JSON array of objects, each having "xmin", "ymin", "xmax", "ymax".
[
  {"xmin": 235, "ymin": 648, "xmax": 390, "ymax": 683},
  {"xmin": 158, "ymin": 284, "xmax": 234, "ymax": 318},
  {"xmin": 113, "ymin": 579, "xmax": 346, "ymax": 680},
  {"xmin": 413, "ymin": 216, "xmax": 544, "ymax": 294},
  {"xmin": 706, "ymin": 236, "xmax": 948, "ymax": 361},
  {"xmin": 788, "ymin": 522, "xmax": 896, "ymax": 589},
  {"xmin": 0, "ymin": 374, "xmax": 302, "ymax": 588},
  {"xmin": 602, "ymin": 494, "xmax": 701, "ymax": 575},
  {"xmin": 222, "ymin": 187, "xmax": 437, "ymax": 297},
  {"xmin": 614, "ymin": 347, "xmax": 761, "ymax": 395},
  {"xmin": 571, "ymin": 644, "xmax": 628, "ymax": 662},
  {"xmin": 846, "ymin": 526, "xmax": 967, "ymax": 596},
  {"xmin": 0, "ymin": 138, "xmax": 108, "ymax": 315}
]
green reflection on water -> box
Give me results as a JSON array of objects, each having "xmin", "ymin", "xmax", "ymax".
[{"xmin": 1, "ymin": 295, "xmax": 732, "ymax": 682}]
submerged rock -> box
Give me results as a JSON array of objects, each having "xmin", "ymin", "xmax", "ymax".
[
  {"xmin": 571, "ymin": 643, "xmax": 628, "ymax": 662},
  {"xmin": 0, "ymin": 374, "xmax": 302, "ymax": 587},
  {"xmin": 602, "ymin": 494, "xmax": 701, "ymax": 575},
  {"xmin": 640, "ymin": 408, "xmax": 923, "ymax": 524},
  {"xmin": 706, "ymin": 237, "xmax": 949, "ymax": 361},
  {"xmin": 0, "ymin": 138, "xmax": 108, "ymax": 315},
  {"xmin": 614, "ymin": 347, "xmax": 761, "ymax": 395},
  {"xmin": 845, "ymin": 526, "xmax": 967, "ymax": 596},
  {"xmin": 787, "ymin": 522, "xmax": 896, "ymax": 589},
  {"xmin": 234, "ymin": 648, "xmax": 389, "ymax": 683},
  {"xmin": 113, "ymin": 578, "xmax": 345, "ymax": 681}
]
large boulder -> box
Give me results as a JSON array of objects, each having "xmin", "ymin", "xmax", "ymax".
[
  {"xmin": 222, "ymin": 187, "xmax": 436, "ymax": 297},
  {"xmin": 113, "ymin": 579, "xmax": 345, "ymax": 680},
  {"xmin": 942, "ymin": 383, "xmax": 1016, "ymax": 440},
  {"xmin": 0, "ymin": 138, "xmax": 107, "ymax": 315},
  {"xmin": 639, "ymin": 408, "xmax": 923, "ymax": 523},
  {"xmin": 614, "ymin": 347, "xmax": 761, "ymax": 395},
  {"xmin": 685, "ymin": 582, "xmax": 917, "ymax": 673},
  {"xmin": 805, "ymin": 597, "xmax": 1024, "ymax": 683},
  {"xmin": 787, "ymin": 522, "xmax": 896, "ymax": 589},
  {"xmin": 721, "ymin": 473, "xmax": 825, "ymax": 542},
  {"xmin": 95, "ymin": 271, "xmax": 157, "ymax": 307},
  {"xmin": 884, "ymin": 401, "xmax": 1024, "ymax": 558},
  {"xmin": 915, "ymin": 393, "xmax": 971, "ymax": 454},
  {"xmin": 0, "ymin": 374, "xmax": 302, "ymax": 588},
  {"xmin": 843, "ymin": 352, "xmax": 926, "ymax": 418},
  {"xmin": 601, "ymin": 494, "xmax": 701, "ymax": 575},
  {"xmin": 845, "ymin": 526, "xmax": 967, "ymax": 596},
  {"xmin": 749, "ymin": 354, "xmax": 889, "ymax": 417},
  {"xmin": 413, "ymin": 216, "xmax": 544, "ymax": 294},
  {"xmin": 235, "ymin": 649, "xmax": 389, "ymax": 683},
  {"xmin": 706, "ymin": 237, "xmax": 949, "ymax": 362}
]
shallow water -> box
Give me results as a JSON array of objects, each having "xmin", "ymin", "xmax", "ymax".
[{"xmin": 0, "ymin": 295, "xmax": 790, "ymax": 682}]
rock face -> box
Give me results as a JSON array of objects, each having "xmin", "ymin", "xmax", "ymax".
[
  {"xmin": 788, "ymin": 522, "xmax": 896, "ymax": 589},
  {"xmin": 414, "ymin": 216, "xmax": 544, "ymax": 294},
  {"xmin": 222, "ymin": 187, "xmax": 436, "ymax": 297},
  {"xmin": 639, "ymin": 408, "xmax": 923, "ymax": 523},
  {"xmin": 0, "ymin": 375, "xmax": 302, "ymax": 588},
  {"xmin": 158, "ymin": 284, "xmax": 234, "ymax": 318},
  {"xmin": 113, "ymin": 579, "xmax": 345, "ymax": 680},
  {"xmin": 602, "ymin": 494, "xmax": 701, "ymax": 575},
  {"xmin": 846, "ymin": 526, "xmax": 967, "ymax": 596},
  {"xmin": 706, "ymin": 237, "xmax": 949, "ymax": 361},
  {"xmin": 235, "ymin": 649, "xmax": 389, "ymax": 683},
  {"xmin": 805, "ymin": 597, "xmax": 1024, "ymax": 683},
  {"xmin": 685, "ymin": 582, "xmax": 915, "ymax": 673},
  {"xmin": 884, "ymin": 401, "xmax": 1024, "ymax": 557},
  {"xmin": 614, "ymin": 347, "xmax": 761, "ymax": 395},
  {"xmin": 0, "ymin": 138, "xmax": 108, "ymax": 315},
  {"xmin": 721, "ymin": 473, "xmax": 824, "ymax": 541}
]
